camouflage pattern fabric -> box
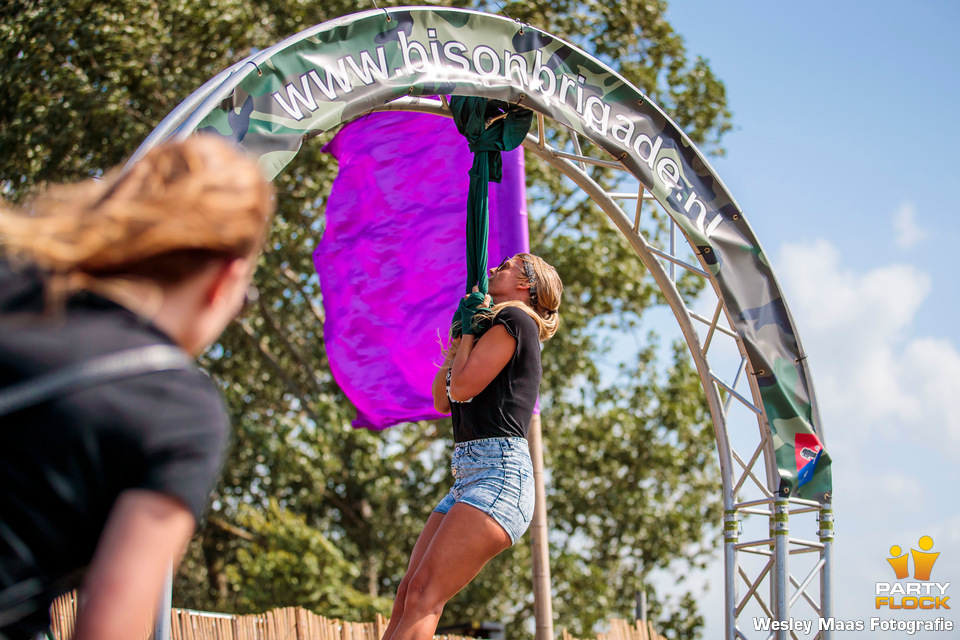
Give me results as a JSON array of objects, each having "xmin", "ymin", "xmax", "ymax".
[{"xmin": 150, "ymin": 7, "xmax": 831, "ymax": 501}]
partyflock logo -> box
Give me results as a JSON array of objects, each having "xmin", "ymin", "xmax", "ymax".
[{"xmin": 877, "ymin": 536, "xmax": 949, "ymax": 610}]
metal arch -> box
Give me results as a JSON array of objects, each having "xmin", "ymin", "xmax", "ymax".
[
  {"xmin": 133, "ymin": 5, "xmax": 834, "ymax": 632},
  {"xmin": 374, "ymin": 97, "xmax": 832, "ymax": 639}
]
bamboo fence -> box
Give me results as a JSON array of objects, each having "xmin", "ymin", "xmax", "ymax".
[
  {"xmin": 562, "ymin": 618, "xmax": 666, "ymax": 640},
  {"xmin": 50, "ymin": 593, "xmax": 664, "ymax": 640},
  {"xmin": 49, "ymin": 594, "xmax": 471, "ymax": 640}
]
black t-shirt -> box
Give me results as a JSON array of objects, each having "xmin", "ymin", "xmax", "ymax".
[
  {"xmin": 450, "ymin": 305, "xmax": 542, "ymax": 443},
  {"xmin": 0, "ymin": 260, "xmax": 229, "ymax": 637}
]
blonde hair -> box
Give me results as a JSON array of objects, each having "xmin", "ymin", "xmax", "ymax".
[{"xmin": 0, "ymin": 135, "xmax": 275, "ymax": 300}]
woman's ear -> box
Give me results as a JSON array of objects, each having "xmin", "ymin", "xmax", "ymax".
[{"xmin": 204, "ymin": 258, "xmax": 248, "ymax": 308}]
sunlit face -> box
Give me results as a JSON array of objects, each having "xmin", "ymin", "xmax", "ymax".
[{"xmin": 488, "ymin": 255, "xmax": 529, "ymax": 303}]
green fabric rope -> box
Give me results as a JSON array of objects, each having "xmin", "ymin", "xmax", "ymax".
[{"xmin": 450, "ymin": 96, "xmax": 533, "ymax": 296}]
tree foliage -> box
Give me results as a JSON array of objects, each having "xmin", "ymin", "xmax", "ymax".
[{"xmin": 1, "ymin": 1, "xmax": 731, "ymax": 638}]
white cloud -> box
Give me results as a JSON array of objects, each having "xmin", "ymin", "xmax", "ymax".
[
  {"xmin": 777, "ymin": 239, "xmax": 960, "ymax": 453},
  {"xmin": 893, "ymin": 202, "xmax": 927, "ymax": 250}
]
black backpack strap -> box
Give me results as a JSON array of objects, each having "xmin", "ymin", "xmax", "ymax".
[{"xmin": 0, "ymin": 345, "xmax": 194, "ymax": 418}]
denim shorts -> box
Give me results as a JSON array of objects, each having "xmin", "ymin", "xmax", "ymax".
[{"xmin": 433, "ymin": 437, "xmax": 535, "ymax": 545}]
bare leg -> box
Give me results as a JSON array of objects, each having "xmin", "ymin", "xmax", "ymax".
[
  {"xmin": 381, "ymin": 511, "xmax": 446, "ymax": 640},
  {"xmin": 389, "ymin": 503, "xmax": 512, "ymax": 640}
]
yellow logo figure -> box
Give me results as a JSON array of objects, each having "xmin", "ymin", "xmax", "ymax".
[
  {"xmin": 887, "ymin": 545, "xmax": 910, "ymax": 580},
  {"xmin": 911, "ymin": 536, "xmax": 939, "ymax": 581}
]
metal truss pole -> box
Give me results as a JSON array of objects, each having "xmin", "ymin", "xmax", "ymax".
[
  {"xmin": 772, "ymin": 497, "xmax": 790, "ymax": 639},
  {"xmin": 819, "ymin": 501, "xmax": 834, "ymax": 639},
  {"xmin": 724, "ymin": 507, "xmax": 739, "ymax": 640}
]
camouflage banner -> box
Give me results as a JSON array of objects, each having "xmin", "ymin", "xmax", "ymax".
[{"xmin": 148, "ymin": 7, "xmax": 831, "ymax": 501}]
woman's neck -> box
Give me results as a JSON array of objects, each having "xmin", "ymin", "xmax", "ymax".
[{"xmin": 84, "ymin": 276, "xmax": 166, "ymax": 322}]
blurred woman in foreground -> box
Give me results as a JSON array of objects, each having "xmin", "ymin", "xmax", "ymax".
[{"xmin": 0, "ymin": 136, "xmax": 274, "ymax": 640}]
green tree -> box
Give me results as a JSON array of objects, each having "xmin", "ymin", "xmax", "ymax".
[
  {"xmin": 1, "ymin": 1, "xmax": 730, "ymax": 637},
  {"xmin": 222, "ymin": 499, "xmax": 392, "ymax": 617}
]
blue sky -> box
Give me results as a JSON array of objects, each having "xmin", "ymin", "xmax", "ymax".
[{"xmin": 639, "ymin": 2, "xmax": 960, "ymax": 637}]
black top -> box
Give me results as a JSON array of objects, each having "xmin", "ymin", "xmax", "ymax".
[
  {"xmin": 0, "ymin": 260, "xmax": 228, "ymax": 638},
  {"xmin": 450, "ymin": 306, "xmax": 542, "ymax": 443}
]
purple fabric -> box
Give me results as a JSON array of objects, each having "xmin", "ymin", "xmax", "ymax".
[{"xmin": 315, "ymin": 112, "xmax": 529, "ymax": 430}]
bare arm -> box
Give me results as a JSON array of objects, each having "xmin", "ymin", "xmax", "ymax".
[
  {"xmin": 73, "ymin": 490, "xmax": 196, "ymax": 640},
  {"xmin": 448, "ymin": 325, "xmax": 516, "ymax": 402},
  {"xmin": 432, "ymin": 335, "xmax": 461, "ymax": 413},
  {"xmin": 432, "ymin": 362, "xmax": 452, "ymax": 413}
]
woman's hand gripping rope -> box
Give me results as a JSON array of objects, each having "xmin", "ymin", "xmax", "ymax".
[{"xmin": 458, "ymin": 287, "xmax": 492, "ymax": 336}]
